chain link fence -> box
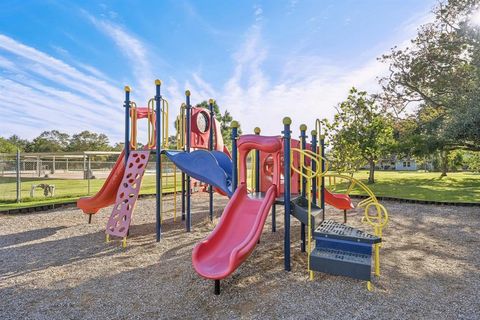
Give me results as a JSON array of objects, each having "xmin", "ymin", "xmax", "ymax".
[{"xmin": 0, "ymin": 151, "xmax": 181, "ymax": 210}]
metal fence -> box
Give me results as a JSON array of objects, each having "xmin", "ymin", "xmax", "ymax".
[{"xmin": 0, "ymin": 151, "xmax": 179, "ymax": 207}]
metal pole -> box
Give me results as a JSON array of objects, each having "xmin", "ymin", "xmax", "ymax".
[
  {"xmin": 181, "ymin": 103, "xmax": 186, "ymax": 221},
  {"xmin": 320, "ymin": 134, "xmax": 326, "ymax": 220},
  {"xmin": 254, "ymin": 127, "xmax": 260, "ymax": 191},
  {"xmin": 299, "ymin": 124, "xmax": 307, "ymax": 253},
  {"xmin": 208, "ymin": 99, "xmax": 214, "ymax": 221},
  {"xmin": 16, "ymin": 149, "xmax": 20, "ymax": 203},
  {"xmin": 124, "ymin": 86, "xmax": 131, "ymax": 165},
  {"xmin": 155, "ymin": 80, "xmax": 162, "ymax": 241},
  {"xmin": 231, "ymin": 121, "xmax": 239, "ymax": 192},
  {"xmin": 185, "ymin": 90, "xmax": 192, "ymax": 232},
  {"xmin": 283, "ymin": 117, "xmax": 292, "ymax": 271},
  {"xmin": 311, "ymin": 130, "xmax": 318, "ymax": 206},
  {"xmin": 87, "ymin": 156, "xmax": 91, "ymax": 195}
]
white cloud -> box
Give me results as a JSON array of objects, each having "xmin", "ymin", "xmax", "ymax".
[
  {"xmin": 86, "ymin": 15, "xmax": 154, "ymax": 100},
  {"xmin": 0, "ymin": 34, "xmax": 124, "ymax": 141}
]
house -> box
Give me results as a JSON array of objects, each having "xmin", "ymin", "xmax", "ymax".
[{"xmin": 377, "ymin": 157, "xmax": 417, "ymax": 171}]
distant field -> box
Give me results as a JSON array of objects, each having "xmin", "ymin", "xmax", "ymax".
[
  {"xmin": 1, "ymin": 170, "xmax": 479, "ymax": 211},
  {"xmin": 328, "ymin": 171, "xmax": 480, "ymax": 203}
]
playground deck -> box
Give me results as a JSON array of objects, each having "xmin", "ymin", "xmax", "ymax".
[{"xmin": 0, "ymin": 194, "xmax": 478, "ymax": 319}]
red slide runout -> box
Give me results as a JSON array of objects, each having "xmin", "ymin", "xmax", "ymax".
[
  {"xmin": 192, "ymin": 183, "xmax": 277, "ymax": 279},
  {"xmin": 77, "ymin": 150, "xmax": 125, "ymax": 215},
  {"xmin": 324, "ymin": 189, "xmax": 354, "ymax": 210}
]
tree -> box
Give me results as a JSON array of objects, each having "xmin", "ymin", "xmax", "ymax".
[
  {"xmin": 379, "ymin": 0, "xmax": 480, "ymax": 151},
  {"xmin": 0, "ymin": 137, "xmax": 17, "ymax": 153},
  {"xmin": 465, "ymin": 151, "xmax": 480, "ymax": 172},
  {"xmin": 323, "ymin": 88, "xmax": 395, "ymax": 183},
  {"xmin": 30, "ymin": 130, "xmax": 70, "ymax": 152},
  {"xmin": 7, "ymin": 135, "xmax": 30, "ymax": 151},
  {"xmin": 68, "ymin": 131, "xmax": 110, "ymax": 151}
]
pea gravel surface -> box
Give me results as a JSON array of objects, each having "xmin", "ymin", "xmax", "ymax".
[{"xmin": 1, "ymin": 193, "xmax": 479, "ymax": 319}]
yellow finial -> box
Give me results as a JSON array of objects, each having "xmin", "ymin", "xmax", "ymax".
[
  {"xmin": 311, "ymin": 130, "xmax": 317, "ymax": 136},
  {"xmin": 231, "ymin": 120, "xmax": 239, "ymax": 128},
  {"xmin": 209, "ymin": 98, "xmax": 215, "ymax": 104},
  {"xmin": 155, "ymin": 79, "xmax": 162, "ymax": 86},
  {"xmin": 124, "ymin": 86, "xmax": 131, "ymax": 92},
  {"xmin": 181, "ymin": 102, "xmax": 186, "ymax": 107},
  {"xmin": 254, "ymin": 127, "xmax": 261, "ymax": 134},
  {"xmin": 283, "ymin": 117, "xmax": 292, "ymax": 125},
  {"xmin": 300, "ymin": 124, "xmax": 307, "ymax": 131},
  {"xmin": 185, "ymin": 90, "xmax": 191, "ymax": 97}
]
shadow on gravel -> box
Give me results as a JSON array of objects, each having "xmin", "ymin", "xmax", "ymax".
[{"xmin": 0, "ymin": 226, "xmax": 67, "ymax": 248}]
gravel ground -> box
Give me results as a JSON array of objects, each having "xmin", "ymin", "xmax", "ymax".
[{"xmin": 0, "ymin": 193, "xmax": 479, "ymax": 320}]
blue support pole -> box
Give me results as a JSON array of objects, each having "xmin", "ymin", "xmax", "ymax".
[
  {"xmin": 208, "ymin": 99, "xmax": 215, "ymax": 221},
  {"xmin": 155, "ymin": 80, "xmax": 162, "ymax": 241},
  {"xmin": 231, "ymin": 121, "xmax": 239, "ymax": 192},
  {"xmin": 124, "ymin": 86, "xmax": 131, "ymax": 165},
  {"xmin": 299, "ymin": 124, "xmax": 307, "ymax": 253},
  {"xmin": 181, "ymin": 103, "xmax": 186, "ymax": 221},
  {"xmin": 311, "ymin": 130, "xmax": 318, "ymax": 206},
  {"xmin": 185, "ymin": 91, "xmax": 192, "ymax": 232},
  {"xmin": 283, "ymin": 117, "xmax": 292, "ymax": 272},
  {"xmin": 254, "ymin": 127, "xmax": 261, "ymax": 192},
  {"xmin": 320, "ymin": 134, "xmax": 326, "ymax": 220}
]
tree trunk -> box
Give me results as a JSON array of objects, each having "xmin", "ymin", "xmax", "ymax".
[
  {"xmin": 368, "ymin": 159, "xmax": 375, "ymax": 184},
  {"xmin": 440, "ymin": 150, "xmax": 449, "ymax": 177}
]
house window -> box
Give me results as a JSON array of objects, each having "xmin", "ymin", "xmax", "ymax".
[
  {"xmin": 407, "ymin": 161, "xmax": 411, "ymax": 167},
  {"xmin": 403, "ymin": 161, "xmax": 406, "ymax": 167}
]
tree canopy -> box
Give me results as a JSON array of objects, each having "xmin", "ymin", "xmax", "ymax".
[
  {"xmin": 323, "ymin": 88, "xmax": 395, "ymax": 183},
  {"xmin": 380, "ymin": 0, "xmax": 480, "ymax": 152}
]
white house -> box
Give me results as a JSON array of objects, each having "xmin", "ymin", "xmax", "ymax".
[{"xmin": 377, "ymin": 157, "xmax": 417, "ymax": 171}]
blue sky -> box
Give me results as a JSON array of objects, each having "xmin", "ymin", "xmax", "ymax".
[{"xmin": 0, "ymin": 0, "xmax": 436, "ymax": 143}]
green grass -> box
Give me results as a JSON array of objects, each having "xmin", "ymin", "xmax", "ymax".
[
  {"xmin": 1, "ymin": 170, "xmax": 479, "ymax": 211},
  {"xmin": 328, "ymin": 171, "xmax": 480, "ymax": 203},
  {"xmin": 0, "ymin": 174, "xmax": 181, "ymax": 211}
]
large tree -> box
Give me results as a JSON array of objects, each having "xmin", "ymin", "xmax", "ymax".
[
  {"xmin": 68, "ymin": 131, "xmax": 110, "ymax": 151},
  {"xmin": 379, "ymin": 0, "xmax": 480, "ymax": 152},
  {"xmin": 323, "ymin": 88, "xmax": 394, "ymax": 183},
  {"xmin": 30, "ymin": 130, "xmax": 70, "ymax": 152},
  {"xmin": 0, "ymin": 137, "xmax": 17, "ymax": 153}
]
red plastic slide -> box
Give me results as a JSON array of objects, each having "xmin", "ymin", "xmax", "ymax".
[
  {"xmin": 324, "ymin": 189, "xmax": 354, "ymax": 210},
  {"xmin": 77, "ymin": 150, "xmax": 125, "ymax": 215},
  {"xmin": 192, "ymin": 183, "xmax": 276, "ymax": 279}
]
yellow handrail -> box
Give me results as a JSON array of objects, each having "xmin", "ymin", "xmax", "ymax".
[
  {"xmin": 147, "ymin": 98, "xmax": 155, "ymax": 149},
  {"xmin": 290, "ymin": 147, "xmax": 322, "ymax": 280},
  {"xmin": 161, "ymin": 98, "xmax": 169, "ymax": 148},
  {"xmin": 290, "ymin": 140, "xmax": 389, "ymax": 286},
  {"xmin": 176, "ymin": 103, "xmax": 186, "ymax": 150},
  {"xmin": 130, "ymin": 101, "xmax": 138, "ymax": 150}
]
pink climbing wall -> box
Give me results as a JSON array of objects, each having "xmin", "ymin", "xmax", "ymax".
[{"xmin": 106, "ymin": 150, "xmax": 150, "ymax": 238}]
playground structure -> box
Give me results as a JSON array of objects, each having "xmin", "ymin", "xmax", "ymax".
[{"xmin": 77, "ymin": 80, "xmax": 389, "ymax": 295}]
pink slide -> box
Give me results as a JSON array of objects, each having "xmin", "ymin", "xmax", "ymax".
[
  {"xmin": 192, "ymin": 183, "xmax": 276, "ymax": 279},
  {"xmin": 325, "ymin": 189, "xmax": 354, "ymax": 210},
  {"xmin": 77, "ymin": 150, "xmax": 126, "ymax": 215},
  {"xmin": 192, "ymin": 134, "xmax": 282, "ymax": 293}
]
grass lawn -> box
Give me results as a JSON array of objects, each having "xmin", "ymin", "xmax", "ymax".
[
  {"xmin": 1, "ymin": 170, "xmax": 479, "ymax": 211},
  {"xmin": 328, "ymin": 170, "xmax": 480, "ymax": 203},
  {"xmin": 0, "ymin": 174, "xmax": 181, "ymax": 211}
]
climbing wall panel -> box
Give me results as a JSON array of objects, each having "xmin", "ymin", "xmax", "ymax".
[{"xmin": 106, "ymin": 150, "xmax": 150, "ymax": 238}]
